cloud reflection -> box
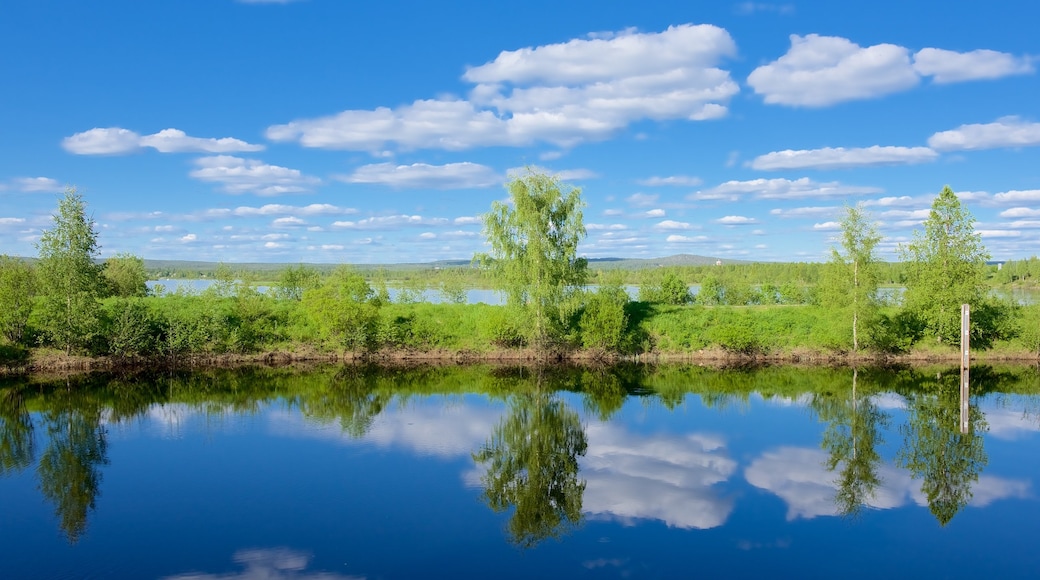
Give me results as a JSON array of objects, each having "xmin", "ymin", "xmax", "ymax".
[
  {"xmin": 580, "ymin": 423, "xmax": 737, "ymax": 529},
  {"xmin": 164, "ymin": 547, "xmax": 363, "ymax": 579},
  {"xmin": 745, "ymin": 446, "xmax": 1029, "ymax": 520}
]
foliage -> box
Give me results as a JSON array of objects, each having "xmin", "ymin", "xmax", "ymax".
[
  {"xmin": 638, "ymin": 272, "xmax": 691, "ymax": 305},
  {"xmin": 102, "ymin": 253, "xmax": 148, "ymax": 298},
  {"xmin": 300, "ymin": 267, "xmax": 379, "ymax": 350},
  {"xmin": 699, "ymin": 275, "xmax": 724, "ymax": 305},
  {"xmin": 35, "ymin": 188, "xmax": 105, "ymax": 354},
  {"xmin": 818, "ymin": 205, "xmax": 882, "ymax": 351},
  {"xmin": 0, "ymin": 256, "xmax": 38, "ymax": 344},
  {"xmin": 579, "ymin": 274, "xmax": 630, "ymax": 351},
  {"xmin": 477, "ymin": 170, "xmax": 588, "ymax": 348},
  {"xmin": 901, "ymin": 187, "xmax": 990, "ymax": 344},
  {"xmin": 438, "ymin": 269, "xmax": 468, "ymax": 304},
  {"xmin": 274, "ymin": 264, "xmax": 319, "ymax": 301}
]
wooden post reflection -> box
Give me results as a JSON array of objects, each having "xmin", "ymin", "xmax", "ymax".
[{"xmin": 960, "ymin": 304, "xmax": 970, "ymax": 434}]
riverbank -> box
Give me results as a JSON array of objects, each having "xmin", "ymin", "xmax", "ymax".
[{"xmin": 3, "ymin": 344, "xmax": 1036, "ymax": 377}]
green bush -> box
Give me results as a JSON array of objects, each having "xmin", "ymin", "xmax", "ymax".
[{"xmin": 580, "ymin": 286, "xmax": 629, "ymax": 351}]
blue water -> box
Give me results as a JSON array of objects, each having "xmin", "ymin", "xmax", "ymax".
[{"xmin": 2, "ymin": 365, "xmax": 1039, "ymax": 578}]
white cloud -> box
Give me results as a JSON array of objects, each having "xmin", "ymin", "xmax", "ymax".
[
  {"xmin": 653, "ymin": 220, "xmax": 693, "ymax": 230},
  {"xmin": 229, "ymin": 203, "xmax": 356, "ymax": 217},
  {"xmin": 272, "ymin": 216, "xmax": 305, "ymax": 227},
  {"xmin": 912, "ymin": 48, "xmax": 1034, "ymax": 84},
  {"xmin": 813, "ymin": 221, "xmax": 841, "ymax": 231},
  {"xmin": 749, "ymin": 35, "xmax": 1033, "ymax": 107},
  {"xmin": 644, "ymin": 209, "xmax": 666, "ymax": 218},
  {"xmin": 698, "ymin": 177, "xmax": 881, "ymax": 200},
  {"xmin": 978, "ymin": 229, "xmax": 1021, "ymax": 238},
  {"xmin": 161, "ymin": 547, "xmax": 362, "ymax": 580},
  {"xmin": 748, "ymin": 34, "xmax": 918, "ymax": 106},
  {"xmin": 928, "ymin": 117, "xmax": 1040, "ymax": 151},
  {"xmin": 993, "ymin": 189, "xmax": 1040, "ymax": 204},
  {"xmin": 638, "ymin": 175, "xmax": 703, "ymax": 187},
  {"xmin": 666, "ymin": 234, "xmax": 710, "ymax": 243},
  {"xmin": 0, "ymin": 217, "xmax": 26, "ymax": 226},
  {"xmin": 716, "ymin": 215, "xmax": 757, "ymax": 225},
  {"xmin": 999, "ymin": 207, "xmax": 1040, "ymax": 218},
  {"xmin": 751, "ymin": 146, "xmax": 938, "ymax": 170},
  {"xmin": 863, "ymin": 196, "xmax": 918, "ymax": 207},
  {"xmin": 6, "ymin": 176, "xmax": 63, "ymax": 192},
  {"xmin": 586, "ymin": 223, "xmax": 628, "ymax": 231},
  {"xmin": 338, "ymin": 162, "xmax": 501, "ymax": 189},
  {"xmin": 453, "ymin": 216, "xmax": 481, "ymax": 225},
  {"xmin": 268, "ymin": 24, "xmax": 739, "ymax": 151},
  {"xmin": 63, "ymin": 127, "xmax": 263, "ymax": 155},
  {"xmin": 735, "ymin": 2, "xmax": 794, "ymax": 15},
  {"xmin": 189, "ymin": 155, "xmax": 320, "ymax": 195},
  {"xmin": 179, "ymin": 233, "xmax": 197, "ymax": 242}
]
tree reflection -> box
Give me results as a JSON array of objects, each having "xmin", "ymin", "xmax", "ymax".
[
  {"xmin": 814, "ymin": 369, "xmax": 889, "ymax": 518},
  {"xmin": 473, "ymin": 389, "xmax": 588, "ymax": 547},
  {"xmin": 299, "ymin": 368, "xmax": 391, "ymax": 438},
  {"xmin": 0, "ymin": 389, "xmax": 35, "ymax": 476},
  {"xmin": 37, "ymin": 403, "xmax": 109, "ymax": 543},
  {"xmin": 897, "ymin": 371, "xmax": 987, "ymax": 526}
]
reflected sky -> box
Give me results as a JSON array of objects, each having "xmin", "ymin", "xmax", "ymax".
[{"xmin": 4, "ymin": 366, "xmax": 1040, "ymax": 578}]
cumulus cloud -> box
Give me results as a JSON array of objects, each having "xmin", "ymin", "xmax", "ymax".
[
  {"xmin": 638, "ymin": 175, "xmax": 703, "ymax": 186},
  {"xmin": 506, "ymin": 165, "xmax": 598, "ymax": 181},
  {"xmin": 928, "ymin": 117, "xmax": 1040, "ymax": 151},
  {"xmin": 993, "ymin": 189, "xmax": 1040, "ymax": 204},
  {"xmin": 813, "ymin": 221, "xmax": 841, "ymax": 231},
  {"xmin": 770, "ymin": 206, "xmax": 839, "ymax": 218},
  {"xmin": 626, "ymin": 192, "xmax": 659, "ymax": 207},
  {"xmin": 751, "ymin": 146, "xmax": 938, "ymax": 170},
  {"xmin": 749, "ymin": 35, "xmax": 1033, "ymax": 107},
  {"xmin": 666, "ymin": 234, "xmax": 710, "ymax": 243},
  {"xmin": 697, "ymin": 177, "xmax": 881, "ymax": 200},
  {"xmin": 912, "ymin": 48, "xmax": 1034, "ymax": 83},
  {"xmin": 189, "ymin": 155, "xmax": 320, "ymax": 195},
  {"xmin": 748, "ymin": 34, "xmax": 918, "ymax": 106},
  {"xmin": 644, "ymin": 209, "xmax": 666, "ymax": 218},
  {"xmin": 162, "ymin": 547, "xmax": 362, "ymax": 580},
  {"xmin": 337, "ymin": 162, "xmax": 501, "ymax": 189},
  {"xmin": 716, "ymin": 215, "xmax": 758, "ymax": 225},
  {"xmin": 63, "ymin": 127, "xmax": 264, "ymax": 155},
  {"xmin": 268, "ymin": 24, "xmax": 739, "ymax": 151},
  {"xmin": 653, "ymin": 220, "xmax": 693, "ymax": 230},
  {"xmin": 999, "ymin": 207, "xmax": 1040, "ymax": 218}
]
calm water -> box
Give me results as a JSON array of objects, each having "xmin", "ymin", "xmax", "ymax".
[{"xmin": 2, "ymin": 364, "xmax": 1040, "ymax": 578}]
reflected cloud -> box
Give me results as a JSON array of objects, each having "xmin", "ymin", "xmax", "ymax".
[
  {"xmin": 745, "ymin": 446, "xmax": 1029, "ymax": 520},
  {"xmin": 979, "ymin": 403, "xmax": 1040, "ymax": 441},
  {"xmin": 164, "ymin": 547, "xmax": 363, "ymax": 579},
  {"xmin": 268, "ymin": 400, "xmax": 503, "ymax": 458},
  {"xmin": 581, "ymin": 423, "xmax": 737, "ymax": 529}
]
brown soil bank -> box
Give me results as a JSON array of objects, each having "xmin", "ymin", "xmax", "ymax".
[{"xmin": 2, "ymin": 346, "xmax": 1037, "ymax": 378}]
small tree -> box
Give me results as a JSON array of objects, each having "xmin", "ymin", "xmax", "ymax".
[
  {"xmin": 818, "ymin": 205, "xmax": 882, "ymax": 351},
  {"xmin": 0, "ymin": 256, "xmax": 38, "ymax": 344},
  {"xmin": 274, "ymin": 264, "xmax": 319, "ymax": 301},
  {"xmin": 901, "ymin": 186, "xmax": 988, "ymax": 344},
  {"xmin": 477, "ymin": 170, "xmax": 588, "ymax": 349},
  {"xmin": 103, "ymin": 253, "xmax": 148, "ymax": 297},
  {"xmin": 36, "ymin": 188, "xmax": 104, "ymax": 354}
]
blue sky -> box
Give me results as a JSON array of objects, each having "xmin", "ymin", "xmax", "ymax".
[{"xmin": 2, "ymin": 0, "xmax": 1038, "ymax": 264}]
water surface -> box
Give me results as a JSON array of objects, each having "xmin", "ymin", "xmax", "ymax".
[{"xmin": 2, "ymin": 364, "xmax": 1040, "ymax": 578}]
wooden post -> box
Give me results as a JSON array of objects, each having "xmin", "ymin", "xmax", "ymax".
[{"xmin": 960, "ymin": 304, "xmax": 970, "ymax": 434}]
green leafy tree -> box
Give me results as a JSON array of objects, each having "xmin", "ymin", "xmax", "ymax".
[
  {"xmin": 699, "ymin": 275, "xmax": 724, "ymax": 305},
  {"xmin": 35, "ymin": 188, "xmax": 104, "ymax": 354},
  {"xmin": 301, "ymin": 267, "xmax": 379, "ymax": 350},
  {"xmin": 0, "ymin": 256, "xmax": 38, "ymax": 344},
  {"xmin": 274, "ymin": 264, "xmax": 319, "ymax": 301},
  {"xmin": 901, "ymin": 187, "xmax": 989, "ymax": 344},
  {"xmin": 477, "ymin": 170, "xmax": 588, "ymax": 348},
  {"xmin": 102, "ymin": 253, "xmax": 148, "ymax": 297},
  {"xmin": 473, "ymin": 390, "xmax": 588, "ymax": 547},
  {"xmin": 580, "ymin": 273, "xmax": 629, "ymax": 351},
  {"xmin": 818, "ymin": 205, "xmax": 882, "ymax": 351},
  {"xmin": 438, "ymin": 269, "xmax": 468, "ymax": 304}
]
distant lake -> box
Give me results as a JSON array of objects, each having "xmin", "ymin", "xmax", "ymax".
[{"xmin": 3, "ymin": 364, "xmax": 1040, "ymax": 578}]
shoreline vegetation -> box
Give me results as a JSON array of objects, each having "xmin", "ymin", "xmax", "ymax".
[{"xmin": 2, "ymin": 177, "xmax": 1040, "ymax": 378}]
